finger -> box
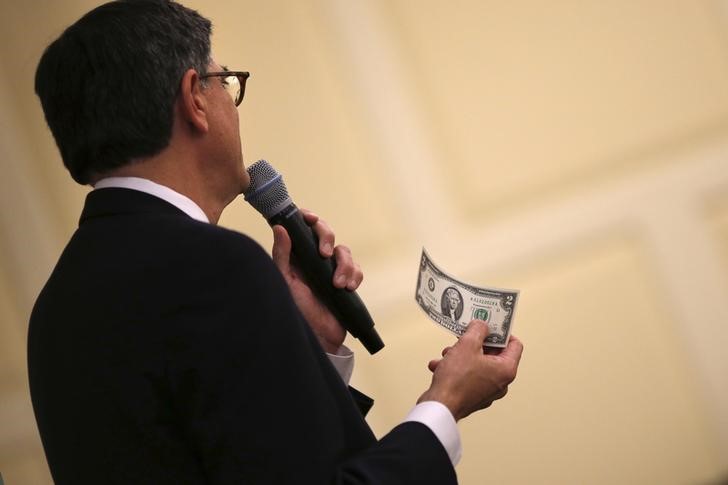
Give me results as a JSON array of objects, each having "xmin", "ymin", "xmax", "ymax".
[
  {"xmin": 307, "ymin": 215, "xmax": 335, "ymax": 258},
  {"xmin": 459, "ymin": 319, "xmax": 489, "ymax": 351},
  {"xmin": 271, "ymin": 225, "xmax": 292, "ymax": 275},
  {"xmin": 427, "ymin": 359, "xmax": 441, "ymax": 372},
  {"xmin": 484, "ymin": 346, "xmax": 500, "ymax": 355},
  {"xmin": 333, "ymin": 245, "xmax": 356, "ymax": 289},
  {"xmin": 441, "ymin": 346, "xmax": 453, "ymax": 357},
  {"xmin": 340, "ymin": 247, "xmax": 363, "ymax": 290},
  {"xmin": 346, "ymin": 263, "xmax": 363, "ymax": 291},
  {"xmin": 499, "ymin": 335, "xmax": 524, "ymax": 365},
  {"xmin": 300, "ymin": 208, "xmax": 319, "ymax": 224},
  {"xmin": 300, "ymin": 209, "xmax": 334, "ymax": 257}
]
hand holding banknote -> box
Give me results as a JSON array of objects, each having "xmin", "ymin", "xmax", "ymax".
[
  {"xmin": 415, "ymin": 249, "xmax": 524, "ymax": 420},
  {"xmin": 418, "ymin": 320, "xmax": 523, "ymax": 421}
]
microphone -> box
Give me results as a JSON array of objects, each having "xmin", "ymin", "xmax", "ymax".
[{"xmin": 243, "ymin": 159, "xmax": 385, "ymax": 355}]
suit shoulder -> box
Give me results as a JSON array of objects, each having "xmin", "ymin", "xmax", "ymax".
[
  {"xmin": 149, "ymin": 216, "xmax": 266, "ymax": 259},
  {"xmin": 174, "ymin": 220, "xmax": 275, "ymax": 272},
  {"xmin": 192, "ymin": 221, "xmax": 264, "ymax": 253}
]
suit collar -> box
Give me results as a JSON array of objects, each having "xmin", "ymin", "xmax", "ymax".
[
  {"xmin": 93, "ymin": 177, "xmax": 209, "ymax": 222},
  {"xmin": 79, "ymin": 187, "xmax": 191, "ymax": 226}
]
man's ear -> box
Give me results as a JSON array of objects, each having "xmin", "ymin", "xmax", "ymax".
[{"xmin": 177, "ymin": 68, "xmax": 209, "ymax": 133}]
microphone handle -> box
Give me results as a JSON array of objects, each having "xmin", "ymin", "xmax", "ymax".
[{"xmin": 269, "ymin": 204, "xmax": 384, "ymax": 354}]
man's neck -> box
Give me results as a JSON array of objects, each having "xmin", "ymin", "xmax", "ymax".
[{"xmin": 91, "ymin": 159, "xmax": 232, "ymax": 224}]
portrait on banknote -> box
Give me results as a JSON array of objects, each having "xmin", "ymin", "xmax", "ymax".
[{"xmin": 440, "ymin": 286, "xmax": 464, "ymax": 325}]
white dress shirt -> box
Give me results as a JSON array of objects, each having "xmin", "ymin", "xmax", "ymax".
[{"xmin": 93, "ymin": 176, "xmax": 462, "ymax": 466}]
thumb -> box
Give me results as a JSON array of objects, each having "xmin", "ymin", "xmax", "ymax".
[
  {"xmin": 271, "ymin": 225, "xmax": 292, "ymax": 275},
  {"xmin": 459, "ymin": 319, "xmax": 489, "ymax": 350}
]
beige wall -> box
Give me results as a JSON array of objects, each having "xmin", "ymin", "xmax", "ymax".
[{"xmin": 1, "ymin": 1, "xmax": 727, "ymax": 483}]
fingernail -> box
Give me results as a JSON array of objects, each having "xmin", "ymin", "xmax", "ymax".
[
  {"xmin": 336, "ymin": 275, "xmax": 346, "ymax": 285},
  {"xmin": 323, "ymin": 242, "xmax": 333, "ymax": 255}
]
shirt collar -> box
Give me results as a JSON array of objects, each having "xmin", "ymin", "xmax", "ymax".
[{"xmin": 93, "ymin": 177, "xmax": 209, "ymax": 223}]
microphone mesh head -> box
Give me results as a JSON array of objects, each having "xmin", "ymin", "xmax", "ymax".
[{"xmin": 243, "ymin": 160, "xmax": 292, "ymax": 218}]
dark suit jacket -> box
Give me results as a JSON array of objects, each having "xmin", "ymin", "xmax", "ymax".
[{"xmin": 28, "ymin": 188, "xmax": 457, "ymax": 484}]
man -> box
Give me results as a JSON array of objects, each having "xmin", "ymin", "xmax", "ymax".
[{"xmin": 28, "ymin": 1, "xmax": 524, "ymax": 483}]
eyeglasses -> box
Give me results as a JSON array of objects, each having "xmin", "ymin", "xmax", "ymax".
[{"xmin": 200, "ymin": 71, "xmax": 250, "ymax": 107}]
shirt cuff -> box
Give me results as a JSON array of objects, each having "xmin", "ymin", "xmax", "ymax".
[
  {"xmin": 404, "ymin": 401, "xmax": 462, "ymax": 466},
  {"xmin": 326, "ymin": 345, "xmax": 354, "ymax": 384}
]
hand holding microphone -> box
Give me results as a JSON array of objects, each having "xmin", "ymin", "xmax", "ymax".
[
  {"xmin": 270, "ymin": 210, "xmax": 353, "ymax": 353},
  {"xmin": 243, "ymin": 160, "xmax": 385, "ymax": 355}
]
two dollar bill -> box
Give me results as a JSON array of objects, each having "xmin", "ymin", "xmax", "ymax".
[{"xmin": 415, "ymin": 249, "xmax": 519, "ymax": 348}]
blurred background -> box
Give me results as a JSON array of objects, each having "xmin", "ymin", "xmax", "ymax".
[{"xmin": 1, "ymin": 0, "xmax": 728, "ymax": 483}]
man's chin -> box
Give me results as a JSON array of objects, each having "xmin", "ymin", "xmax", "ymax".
[
  {"xmin": 239, "ymin": 165, "xmax": 251, "ymax": 194},
  {"xmin": 238, "ymin": 177, "xmax": 250, "ymax": 195}
]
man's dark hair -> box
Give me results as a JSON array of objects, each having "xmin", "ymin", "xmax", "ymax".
[{"xmin": 35, "ymin": 0, "xmax": 212, "ymax": 184}]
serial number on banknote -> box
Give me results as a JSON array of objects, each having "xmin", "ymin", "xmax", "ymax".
[{"xmin": 415, "ymin": 249, "xmax": 519, "ymax": 348}]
